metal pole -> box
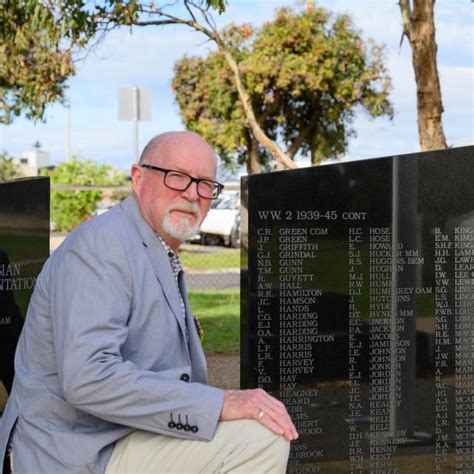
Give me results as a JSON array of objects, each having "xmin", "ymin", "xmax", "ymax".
[
  {"xmin": 132, "ymin": 86, "xmax": 139, "ymax": 163},
  {"xmin": 66, "ymin": 83, "xmax": 72, "ymax": 160}
]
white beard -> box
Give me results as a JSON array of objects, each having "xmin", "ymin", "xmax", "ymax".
[{"xmin": 161, "ymin": 201, "xmax": 202, "ymax": 242}]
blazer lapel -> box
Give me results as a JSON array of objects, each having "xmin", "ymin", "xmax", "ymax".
[
  {"xmin": 178, "ymin": 274, "xmax": 208, "ymax": 383},
  {"xmin": 120, "ymin": 195, "xmax": 187, "ymax": 338}
]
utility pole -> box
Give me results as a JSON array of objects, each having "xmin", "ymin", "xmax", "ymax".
[{"xmin": 132, "ymin": 86, "xmax": 139, "ymax": 164}]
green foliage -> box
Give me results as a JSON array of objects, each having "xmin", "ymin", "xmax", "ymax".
[
  {"xmin": 0, "ymin": 1, "xmax": 228, "ymax": 123},
  {"xmin": 0, "ymin": 0, "xmax": 77, "ymax": 124},
  {"xmin": 207, "ymin": 0, "xmax": 227, "ymax": 14},
  {"xmin": 173, "ymin": 6, "xmax": 393, "ymax": 170},
  {"xmin": 0, "ymin": 152, "xmax": 24, "ymax": 181},
  {"xmin": 40, "ymin": 157, "xmax": 127, "ymax": 232}
]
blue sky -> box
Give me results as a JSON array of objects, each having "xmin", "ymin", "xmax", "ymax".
[{"xmin": 1, "ymin": 0, "xmax": 473, "ymax": 174}]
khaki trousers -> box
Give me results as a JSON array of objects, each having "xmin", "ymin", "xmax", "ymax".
[{"xmin": 105, "ymin": 420, "xmax": 290, "ymax": 473}]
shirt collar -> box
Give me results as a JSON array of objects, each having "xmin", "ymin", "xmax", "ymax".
[{"xmin": 156, "ymin": 234, "xmax": 184, "ymax": 280}]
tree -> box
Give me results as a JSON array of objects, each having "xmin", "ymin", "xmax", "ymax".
[
  {"xmin": 0, "ymin": 1, "xmax": 393, "ymax": 171},
  {"xmin": 173, "ymin": 7, "xmax": 393, "ymax": 172},
  {"xmin": 399, "ymin": 0, "xmax": 447, "ymax": 151},
  {"xmin": 40, "ymin": 158, "xmax": 127, "ymax": 232},
  {"xmin": 1, "ymin": 0, "xmax": 185, "ymax": 124},
  {"xmin": 0, "ymin": 0, "xmax": 78, "ymax": 124},
  {"xmin": 0, "ymin": 153, "xmax": 24, "ymax": 181},
  {"xmin": 0, "ymin": 1, "xmax": 225, "ymax": 124},
  {"xmin": 1, "ymin": 1, "xmax": 302, "ymax": 168}
]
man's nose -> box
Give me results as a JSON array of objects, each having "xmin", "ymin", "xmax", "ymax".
[{"xmin": 181, "ymin": 181, "xmax": 200, "ymax": 201}]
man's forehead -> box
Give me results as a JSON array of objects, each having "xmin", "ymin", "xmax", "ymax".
[{"xmin": 151, "ymin": 138, "xmax": 216, "ymax": 176}]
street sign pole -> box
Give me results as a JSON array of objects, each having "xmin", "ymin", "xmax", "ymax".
[
  {"xmin": 65, "ymin": 82, "xmax": 72, "ymax": 160},
  {"xmin": 132, "ymin": 86, "xmax": 139, "ymax": 163},
  {"xmin": 118, "ymin": 86, "xmax": 152, "ymax": 164}
]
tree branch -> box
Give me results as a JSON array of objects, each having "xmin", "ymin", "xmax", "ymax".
[
  {"xmin": 399, "ymin": 0, "xmax": 412, "ymax": 47},
  {"xmin": 184, "ymin": 1, "xmax": 198, "ymax": 24},
  {"xmin": 256, "ymin": 91, "xmax": 281, "ymax": 125},
  {"xmin": 133, "ymin": 7, "xmax": 298, "ymax": 170},
  {"xmin": 219, "ymin": 47, "xmax": 297, "ymax": 169},
  {"xmin": 130, "ymin": 19, "xmax": 185, "ymax": 27},
  {"xmin": 286, "ymin": 111, "xmax": 320, "ymax": 159}
]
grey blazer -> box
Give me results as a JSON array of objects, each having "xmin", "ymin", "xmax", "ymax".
[{"xmin": 0, "ymin": 195, "xmax": 224, "ymax": 473}]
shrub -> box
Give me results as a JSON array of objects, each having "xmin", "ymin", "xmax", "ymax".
[{"xmin": 41, "ymin": 157, "xmax": 127, "ymax": 232}]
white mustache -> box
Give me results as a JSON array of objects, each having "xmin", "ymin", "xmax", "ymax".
[
  {"xmin": 166, "ymin": 201, "xmax": 201, "ymax": 221},
  {"xmin": 161, "ymin": 200, "xmax": 203, "ymax": 242}
]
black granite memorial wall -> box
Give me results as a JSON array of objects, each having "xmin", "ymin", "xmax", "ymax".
[
  {"xmin": 0, "ymin": 177, "xmax": 49, "ymax": 405},
  {"xmin": 241, "ymin": 146, "xmax": 474, "ymax": 472}
]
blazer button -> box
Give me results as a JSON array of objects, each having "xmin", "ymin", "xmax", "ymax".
[
  {"xmin": 176, "ymin": 423, "xmax": 184, "ymax": 430},
  {"xmin": 168, "ymin": 421, "xmax": 176, "ymax": 429},
  {"xmin": 191, "ymin": 425, "xmax": 199, "ymax": 433},
  {"xmin": 180, "ymin": 373, "xmax": 190, "ymax": 382},
  {"xmin": 184, "ymin": 424, "xmax": 191, "ymax": 432}
]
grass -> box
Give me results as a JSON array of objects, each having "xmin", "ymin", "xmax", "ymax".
[
  {"xmin": 188, "ymin": 289, "xmax": 240, "ymax": 352},
  {"xmin": 1, "ymin": 234, "xmax": 49, "ymax": 262},
  {"xmin": 180, "ymin": 249, "xmax": 240, "ymax": 270},
  {"xmin": 0, "ymin": 290, "xmax": 240, "ymax": 403},
  {"xmin": 0, "ymin": 383, "xmax": 7, "ymax": 410},
  {"xmin": 1, "ymin": 234, "xmax": 49, "ymax": 316}
]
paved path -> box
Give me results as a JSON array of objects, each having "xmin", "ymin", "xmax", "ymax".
[{"xmin": 206, "ymin": 352, "xmax": 240, "ymax": 389}]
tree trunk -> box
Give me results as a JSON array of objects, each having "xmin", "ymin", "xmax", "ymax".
[
  {"xmin": 311, "ymin": 148, "xmax": 323, "ymax": 166},
  {"xmin": 400, "ymin": 0, "xmax": 447, "ymax": 151},
  {"xmin": 248, "ymin": 137, "xmax": 262, "ymax": 174},
  {"xmin": 219, "ymin": 47, "xmax": 298, "ymax": 169}
]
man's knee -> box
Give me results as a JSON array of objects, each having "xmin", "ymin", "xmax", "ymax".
[
  {"xmin": 272, "ymin": 430, "xmax": 291, "ymax": 456},
  {"xmin": 261, "ymin": 425, "xmax": 291, "ymax": 465},
  {"xmin": 244, "ymin": 419, "xmax": 289, "ymax": 445},
  {"xmin": 219, "ymin": 420, "xmax": 290, "ymax": 469}
]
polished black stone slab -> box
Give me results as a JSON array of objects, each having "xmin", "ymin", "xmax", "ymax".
[
  {"xmin": 0, "ymin": 177, "xmax": 49, "ymax": 397},
  {"xmin": 241, "ymin": 146, "xmax": 474, "ymax": 472}
]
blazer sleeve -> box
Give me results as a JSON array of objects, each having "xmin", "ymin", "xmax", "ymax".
[{"xmin": 49, "ymin": 227, "xmax": 224, "ymax": 441}]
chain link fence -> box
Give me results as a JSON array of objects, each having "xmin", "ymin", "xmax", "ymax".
[
  {"xmin": 180, "ymin": 244, "xmax": 239, "ymax": 291},
  {"xmin": 49, "ymin": 183, "xmax": 241, "ymax": 291},
  {"xmin": 50, "ymin": 238, "xmax": 239, "ymax": 291}
]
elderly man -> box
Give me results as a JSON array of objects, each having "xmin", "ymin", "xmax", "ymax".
[{"xmin": 0, "ymin": 132, "xmax": 297, "ymax": 473}]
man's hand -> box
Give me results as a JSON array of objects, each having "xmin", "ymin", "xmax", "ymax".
[{"xmin": 219, "ymin": 388, "xmax": 299, "ymax": 441}]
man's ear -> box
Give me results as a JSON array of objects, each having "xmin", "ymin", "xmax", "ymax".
[{"xmin": 131, "ymin": 164, "xmax": 143, "ymax": 194}]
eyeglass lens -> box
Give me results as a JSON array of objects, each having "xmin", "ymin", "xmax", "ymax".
[{"xmin": 165, "ymin": 172, "xmax": 219, "ymax": 199}]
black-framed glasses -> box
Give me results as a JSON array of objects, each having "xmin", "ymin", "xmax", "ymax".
[{"xmin": 141, "ymin": 164, "xmax": 224, "ymax": 199}]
